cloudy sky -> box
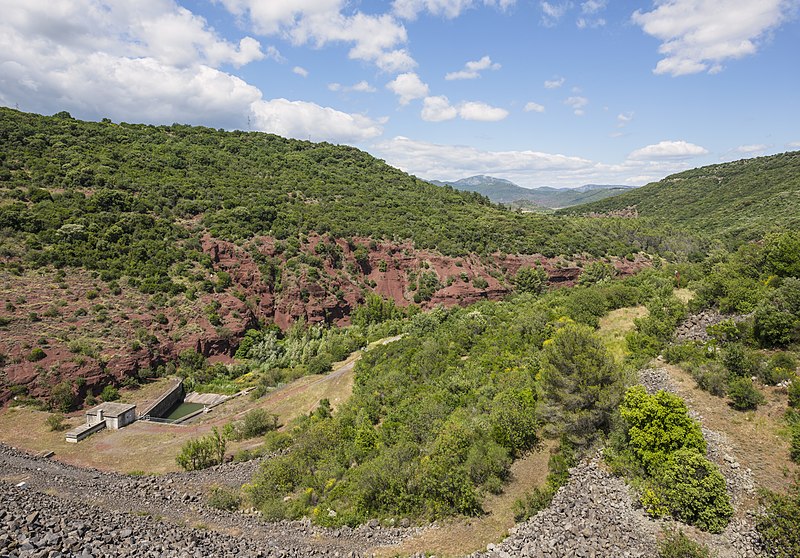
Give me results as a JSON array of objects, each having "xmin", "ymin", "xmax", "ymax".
[{"xmin": 2, "ymin": 0, "xmax": 799, "ymax": 188}]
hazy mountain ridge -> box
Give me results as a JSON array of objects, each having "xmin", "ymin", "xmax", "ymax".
[
  {"xmin": 559, "ymin": 151, "xmax": 800, "ymax": 240},
  {"xmin": 431, "ymin": 175, "xmax": 636, "ymax": 208}
]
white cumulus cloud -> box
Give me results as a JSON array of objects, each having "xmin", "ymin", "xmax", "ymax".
[
  {"xmin": 735, "ymin": 144, "xmax": 768, "ymax": 154},
  {"xmin": 445, "ymin": 55, "xmax": 501, "ymax": 80},
  {"xmin": 328, "ymin": 80, "xmax": 376, "ymax": 93},
  {"xmin": 628, "ymin": 140, "xmax": 709, "ymax": 160},
  {"xmin": 540, "ymin": 1, "xmax": 571, "ymax": 26},
  {"xmin": 458, "ymin": 101, "xmax": 509, "ymax": 121},
  {"xmin": 293, "ymin": 66, "xmax": 309, "ymax": 77},
  {"xmin": 544, "ymin": 76, "xmax": 566, "ymax": 89},
  {"xmin": 420, "ymin": 97, "xmax": 508, "ymax": 122},
  {"xmin": 524, "ymin": 102, "xmax": 545, "ymax": 113},
  {"xmin": 387, "ymin": 72, "xmax": 430, "ymax": 105},
  {"xmin": 392, "ymin": 0, "xmax": 516, "ymax": 20},
  {"xmin": 421, "ymin": 96, "xmax": 458, "ymax": 121},
  {"xmin": 250, "ymin": 98, "xmax": 384, "ymax": 143},
  {"xmin": 218, "ymin": 0, "xmax": 416, "ymax": 72},
  {"xmin": 564, "ymin": 96, "xmax": 588, "ymax": 116},
  {"xmin": 632, "ymin": 0, "xmax": 795, "ymax": 77},
  {"xmin": 787, "ymin": 141, "xmax": 800, "ymax": 149},
  {"xmin": 0, "ymin": 0, "xmax": 388, "ymax": 145},
  {"xmin": 617, "ymin": 112, "xmax": 634, "ymax": 127}
]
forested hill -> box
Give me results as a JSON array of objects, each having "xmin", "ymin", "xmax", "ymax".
[
  {"xmin": 0, "ymin": 107, "xmax": 692, "ymax": 266},
  {"xmin": 559, "ymin": 151, "xmax": 800, "ymax": 241}
]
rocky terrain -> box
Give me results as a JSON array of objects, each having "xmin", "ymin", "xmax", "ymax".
[
  {"xmin": 0, "ymin": 443, "xmax": 412, "ymax": 557},
  {"xmin": 1, "ymin": 364, "xmax": 770, "ymax": 558},
  {"xmin": 469, "ymin": 367, "xmax": 765, "ymax": 558},
  {"xmin": 0, "ymin": 234, "xmax": 648, "ymax": 406}
]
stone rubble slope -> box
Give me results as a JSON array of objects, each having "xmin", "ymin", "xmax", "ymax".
[
  {"xmin": 471, "ymin": 455, "xmax": 659, "ymax": 558},
  {"xmin": 0, "ymin": 443, "xmax": 409, "ymax": 557},
  {"xmin": 471, "ymin": 367, "xmax": 766, "ymax": 558}
]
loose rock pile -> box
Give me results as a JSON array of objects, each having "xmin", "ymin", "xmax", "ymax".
[
  {"xmin": 674, "ymin": 310, "xmax": 748, "ymax": 343},
  {"xmin": 0, "ymin": 480, "xmax": 364, "ymax": 558},
  {"xmin": 0, "ymin": 443, "xmax": 410, "ymax": 556},
  {"xmin": 472, "ymin": 456, "xmax": 659, "ymax": 558}
]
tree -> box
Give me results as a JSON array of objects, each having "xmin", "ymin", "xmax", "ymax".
[
  {"xmin": 539, "ymin": 323, "xmax": 624, "ymax": 448},
  {"xmin": 514, "ymin": 266, "xmax": 548, "ymax": 295}
]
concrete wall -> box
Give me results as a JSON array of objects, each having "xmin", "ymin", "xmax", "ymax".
[{"xmin": 140, "ymin": 379, "xmax": 184, "ymax": 419}]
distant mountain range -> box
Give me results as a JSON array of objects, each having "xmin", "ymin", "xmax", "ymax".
[{"xmin": 429, "ymin": 175, "xmax": 637, "ymax": 209}]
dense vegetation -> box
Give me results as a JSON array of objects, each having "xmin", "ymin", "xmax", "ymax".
[
  {"xmin": 561, "ymin": 151, "xmax": 800, "ymax": 243},
  {"xmin": 0, "ymin": 108, "xmax": 704, "ymax": 295},
  {"xmin": 661, "ymin": 231, "xmax": 800, "ymax": 413},
  {"xmin": 607, "ymin": 386, "xmax": 732, "ymax": 533},
  {"xmin": 245, "ymin": 271, "xmax": 690, "ymax": 525}
]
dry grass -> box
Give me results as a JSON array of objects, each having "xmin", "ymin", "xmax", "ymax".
[
  {"xmin": 597, "ymin": 305, "xmax": 648, "ymax": 364},
  {"xmin": 0, "ymin": 338, "xmax": 391, "ymax": 474},
  {"xmin": 661, "ymin": 361, "xmax": 798, "ymax": 495}
]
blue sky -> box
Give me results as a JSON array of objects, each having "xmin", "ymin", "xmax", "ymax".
[{"xmin": 1, "ymin": 0, "xmax": 799, "ymax": 188}]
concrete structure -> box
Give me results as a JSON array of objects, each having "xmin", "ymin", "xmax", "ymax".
[
  {"xmin": 65, "ymin": 402, "xmax": 137, "ymax": 443},
  {"xmin": 140, "ymin": 378, "xmax": 184, "ymax": 419},
  {"xmin": 65, "ymin": 421, "xmax": 107, "ymax": 443},
  {"xmin": 85, "ymin": 402, "xmax": 137, "ymax": 430}
]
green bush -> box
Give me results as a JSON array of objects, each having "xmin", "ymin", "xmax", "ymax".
[
  {"xmin": 207, "ymin": 486, "xmax": 241, "ymax": 511},
  {"xmin": 644, "ymin": 449, "xmax": 733, "ymax": 533},
  {"xmin": 757, "ymin": 478, "xmax": 800, "ymax": 558},
  {"xmin": 27, "ymin": 347, "xmax": 46, "ymax": 361},
  {"xmin": 791, "ymin": 423, "xmax": 800, "ymax": 464},
  {"xmin": 727, "ymin": 377, "xmax": 765, "ymax": 411},
  {"xmin": 514, "ymin": 266, "xmax": 548, "ymax": 295},
  {"xmin": 691, "ymin": 362, "xmax": 729, "ymax": 397},
  {"xmin": 176, "ymin": 427, "xmax": 226, "ymax": 471},
  {"xmin": 50, "ymin": 381, "xmax": 76, "ymax": 413},
  {"xmin": 789, "ymin": 379, "xmax": 800, "ymax": 409},
  {"xmin": 657, "ymin": 529, "xmax": 712, "ymax": 558},
  {"xmin": 100, "ymin": 385, "xmax": 120, "ymax": 402},
  {"xmin": 225, "ymin": 409, "xmax": 279, "ymax": 441},
  {"xmin": 618, "ymin": 386, "xmax": 706, "ymax": 475},
  {"xmin": 45, "ymin": 413, "xmax": 68, "ymax": 432}
]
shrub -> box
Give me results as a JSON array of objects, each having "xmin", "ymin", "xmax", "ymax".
[
  {"xmin": 512, "ymin": 486, "xmax": 553, "ymax": 521},
  {"xmin": 27, "ymin": 347, "xmax": 46, "ymax": 361},
  {"xmin": 722, "ymin": 343, "xmax": 752, "ymax": 377},
  {"xmin": 657, "ymin": 529, "xmax": 712, "ymax": 558},
  {"xmin": 471, "ymin": 276, "xmax": 489, "ymax": 289},
  {"xmin": 618, "ymin": 386, "xmax": 706, "ymax": 475},
  {"xmin": 225, "ymin": 409, "xmax": 279, "ymax": 441},
  {"xmin": 207, "ymin": 486, "xmax": 241, "ymax": 511},
  {"xmin": 791, "ymin": 423, "xmax": 800, "ymax": 464},
  {"xmin": 727, "ymin": 377, "xmax": 765, "ymax": 411},
  {"xmin": 514, "ymin": 266, "xmax": 548, "ymax": 294},
  {"xmin": 753, "ymin": 303, "xmax": 795, "ymax": 348},
  {"xmin": 100, "ymin": 385, "xmax": 120, "ymax": 402},
  {"xmin": 691, "ymin": 362, "xmax": 729, "ymax": 397},
  {"xmin": 644, "ymin": 449, "xmax": 733, "ymax": 533},
  {"xmin": 45, "ymin": 413, "xmax": 68, "ymax": 432},
  {"xmin": 50, "ymin": 381, "xmax": 76, "ymax": 413},
  {"xmin": 789, "ymin": 379, "xmax": 800, "ymax": 410},
  {"xmin": 757, "ymin": 478, "xmax": 800, "ymax": 558},
  {"xmin": 176, "ymin": 428, "xmax": 226, "ymax": 471}
]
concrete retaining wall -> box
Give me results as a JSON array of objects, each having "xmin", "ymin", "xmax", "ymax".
[{"xmin": 140, "ymin": 378, "xmax": 184, "ymax": 419}]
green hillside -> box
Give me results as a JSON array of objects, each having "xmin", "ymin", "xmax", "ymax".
[
  {"xmin": 559, "ymin": 152, "xmax": 800, "ymax": 241},
  {"xmin": 0, "ymin": 108, "xmax": 694, "ymax": 292}
]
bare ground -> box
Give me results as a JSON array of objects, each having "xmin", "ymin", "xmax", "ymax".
[{"xmin": 0, "ymin": 336, "xmax": 400, "ymax": 474}]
